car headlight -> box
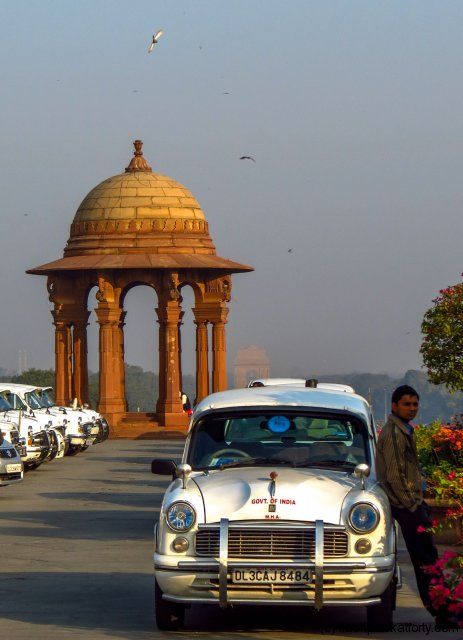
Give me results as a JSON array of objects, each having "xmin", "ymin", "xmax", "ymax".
[
  {"xmin": 348, "ymin": 502, "xmax": 380, "ymax": 533},
  {"xmin": 166, "ymin": 502, "xmax": 196, "ymax": 532}
]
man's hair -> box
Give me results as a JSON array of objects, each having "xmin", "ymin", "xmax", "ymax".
[
  {"xmin": 391, "ymin": 385, "xmax": 419, "ymax": 404},
  {"xmin": 250, "ymin": 381, "xmax": 265, "ymax": 388}
]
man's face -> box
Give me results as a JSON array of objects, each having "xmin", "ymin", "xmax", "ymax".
[{"xmin": 392, "ymin": 394, "xmax": 419, "ymax": 422}]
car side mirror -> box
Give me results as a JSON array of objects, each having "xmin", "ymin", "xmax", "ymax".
[
  {"xmin": 354, "ymin": 463, "xmax": 370, "ymax": 490},
  {"xmin": 151, "ymin": 459, "xmax": 177, "ymax": 479}
]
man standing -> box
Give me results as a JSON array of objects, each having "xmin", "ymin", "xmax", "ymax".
[{"xmin": 376, "ymin": 385, "xmax": 439, "ymax": 616}]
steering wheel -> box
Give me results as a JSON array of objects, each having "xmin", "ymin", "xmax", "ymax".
[{"xmin": 213, "ymin": 448, "xmax": 251, "ymax": 459}]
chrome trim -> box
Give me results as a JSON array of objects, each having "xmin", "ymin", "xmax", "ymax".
[
  {"xmin": 396, "ymin": 563, "xmax": 402, "ymax": 589},
  {"xmin": 219, "ymin": 518, "xmax": 228, "ymax": 609},
  {"xmin": 314, "ymin": 519, "xmax": 323, "ymax": 611},
  {"xmin": 173, "ymin": 560, "xmax": 368, "ymax": 571},
  {"xmin": 163, "ymin": 594, "xmax": 382, "ymax": 607},
  {"xmin": 198, "ymin": 521, "xmax": 346, "ymax": 531}
]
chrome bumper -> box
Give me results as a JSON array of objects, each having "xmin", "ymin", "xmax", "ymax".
[{"xmin": 155, "ymin": 518, "xmax": 395, "ymax": 610}]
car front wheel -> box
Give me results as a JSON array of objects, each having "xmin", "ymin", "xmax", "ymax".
[
  {"xmin": 154, "ymin": 579, "xmax": 185, "ymax": 631},
  {"xmin": 366, "ymin": 579, "xmax": 395, "ymax": 631}
]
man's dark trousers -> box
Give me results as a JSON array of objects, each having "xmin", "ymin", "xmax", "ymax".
[{"xmin": 391, "ymin": 502, "xmax": 438, "ymax": 609}]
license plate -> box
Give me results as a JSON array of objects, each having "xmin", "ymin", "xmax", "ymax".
[
  {"xmin": 232, "ymin": 568, "xmax": 311, "ymax": 584},
  {"xmin": 6, "ymin": 464, "xmax": 22, "ymax": 473},
  {"xmin": 85, "ymin": 438, "xmax": 93, "ymax": 446}
]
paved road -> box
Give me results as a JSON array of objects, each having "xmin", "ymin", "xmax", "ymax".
[{"xmin": 0, "ymin": 440, "xmax": 459, "ymax": 639}]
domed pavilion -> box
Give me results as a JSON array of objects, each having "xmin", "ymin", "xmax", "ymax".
[{"xmin": 28, "ymin": 141, "xmax": 253, "ymax": 436}]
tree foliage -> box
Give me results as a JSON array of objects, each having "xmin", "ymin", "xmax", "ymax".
[{"xmin": 421, "ymin": 283, "xmax": 463, "ymax": 392}]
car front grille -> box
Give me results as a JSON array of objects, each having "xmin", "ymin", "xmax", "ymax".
[
  {"xmin": 0, "ymin": 472, "xmax": 21, "ymax": 480},
  {"xmin": 195, "ymin": 526, "xmax": 348, "ymax": 559},
  {"xmin": 32, "ymin": 431, "xmax": 50, "ymax": 448}
]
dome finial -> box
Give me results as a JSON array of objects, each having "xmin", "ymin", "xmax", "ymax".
[{"xmin": 125, "ymin": 139, "xmax": 152, "ymax": 172}]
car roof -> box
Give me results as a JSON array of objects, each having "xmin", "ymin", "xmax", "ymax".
[
  {"xmin": 194, "ymin": 387, "xmax": 371, "ymax": 423},
  {"xmin": 0, "ymin": 383, "xmax": 40, "ymax": 393},
  {"xmin": 248, "ymin": 378, "xmax": 355, "ymax": 393}
]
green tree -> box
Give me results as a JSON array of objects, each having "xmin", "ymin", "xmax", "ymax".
[
  {"xmin": 421, "ymin": 282, "xmax": 463, "ymax": 392},
  {"xmin": 8, "ymin": 368, "xmax": 55, "ymax": 387}
]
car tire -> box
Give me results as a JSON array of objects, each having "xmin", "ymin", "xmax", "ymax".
[
  {"xmin": 66, "ymin": 445, "xmax": 80, "ymax": 457},
  {"xmin": 366, "ymin": 579, "xmax": 395, "ymax": 631},
  {"xmin": 24, "ymin": 461, "xmax": 41, "ymax": 471},
  {"xmin": 154, "ymin": 579, "xmax": 185, "ymax": 631}
]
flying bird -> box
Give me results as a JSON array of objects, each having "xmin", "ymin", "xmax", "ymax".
[
  {"xmin": 240, "ymin": 156, "xmax": 255, "ymax": 162},
  {"xmin": 148, "ymin": 29, "xmax": 164, "ymax": 53},
  {"xmin": 288, "ymin": 249, "xmax": 293, "ymax": 253}
]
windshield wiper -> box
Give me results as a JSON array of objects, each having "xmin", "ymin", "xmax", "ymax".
[
  {"xmin": 295, "ymin": 460, "xmax": 357, "ymax": 470},
  {"xmin": 203, "ymin": 457, "xmax": 297, "ymax": 471}
]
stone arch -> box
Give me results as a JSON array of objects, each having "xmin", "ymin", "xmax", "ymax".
[{"xmin": 121, "ymin": 283, "xmax": 160, "ymax": 412}]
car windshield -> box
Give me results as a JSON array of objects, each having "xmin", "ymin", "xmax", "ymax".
[
  {"xmin": 188, "ymin": 410, "xmax": 370, "ymax": 471},
  {"xmin": 24, "ymin": 392, "xmax": 43, "ymax": 410},
  {"xmin": 4, "ymin": 392, "xmax": 27, "ymax": 411},
  {"xmin": 0, "ymin": 394, "xmax": 12, "ymax": 412},
  {"xmin": 39, "ymin": 390, "xmax": 55, "ymax": 408}
]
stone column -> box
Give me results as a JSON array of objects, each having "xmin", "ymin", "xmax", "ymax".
[
  {"xmin": 193, "ymin": 309, "xmax": 209, "ymax": 403},
  {"xmin": 72, "ymin": 310, "xmax": 90, "ymax": 405},
  {"xmin": 118, "ymin": 311, "xmax": 128, "ymax": 413},
  {"xmin": 211, "ymin": 307, "xmax": 228, "ymax": 393},
  {"xmin": 52, "ymin": 310, "xmax": 72, "ymax": 406},
  {"xmin": 155, "ymin": 301, "xmax": 187, "ymax": 426},
  {"xmin": 95, "ymin": 304, "xmax": 126, "ymax": 425},
  {"xmin": 177, "ymin": 310, "xmax": 184, "ymax": 395}
]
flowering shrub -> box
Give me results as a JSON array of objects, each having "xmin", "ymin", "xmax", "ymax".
[
  {"xmin": 424, "ymin": 551, "xmax": 463, "ymax": 627},
  {"xmin": 415, "ymin": 419, "xmax": 463, "ymax": 532}
]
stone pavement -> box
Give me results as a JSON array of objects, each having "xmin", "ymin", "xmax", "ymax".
[{"xmin": 0, "ymin": 440, "xmax": 461, "ymax": 640}]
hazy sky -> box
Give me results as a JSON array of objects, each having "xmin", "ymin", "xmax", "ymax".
[{"xmin": 1, "ymin": 0, "xmax": 463, "ymax": 378}]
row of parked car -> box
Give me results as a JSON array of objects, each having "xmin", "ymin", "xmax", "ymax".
[{"xmin": 0, "ymin": 383, "xmax": 109, "ymax": 487}]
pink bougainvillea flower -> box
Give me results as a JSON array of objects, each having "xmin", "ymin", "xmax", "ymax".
[
  {"xmin": 417, "ymin": 525, "xmax": 427, "ymax": 533},
  {"xmin": 429, "ymin": 584, "xmax": 451, "ymax": 608},
  {"xmin": 448, "ymin": 471, "xmax": 457, "ymax": 480},
  {"xmin": 453, "ymin": 581, "xmax": 463, "ymax": 601}
]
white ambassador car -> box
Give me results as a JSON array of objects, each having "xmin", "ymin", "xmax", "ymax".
[{"xmin": 151, "ymin": 384, "xmax": 399, "ymax": 631}]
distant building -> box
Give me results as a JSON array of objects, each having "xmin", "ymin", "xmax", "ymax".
[{"xmin": 234, "ymin": 346, "xmax": 270, "ymax": 388}]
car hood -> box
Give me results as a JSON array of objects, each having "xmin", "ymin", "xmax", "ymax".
[{"xmin": 193, "ymin": 466, "xmax": 359, "ymax": 524}]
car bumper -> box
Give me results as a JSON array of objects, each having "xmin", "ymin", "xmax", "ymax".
[
  {"xmin": 154, "ymin": 554, "xmax": 395, "ymax": 608},
  {"xmin": 154, "ymin": 518, "xmax": 395, "ymax": 609},
  {"xmin": 24, "ymin": 445, "xmax": 49, "ymax": 461},
  {"xmin": 68, "ymin": 435, "xmax": 87, "ymax": 446},
  {"xmin": 0, "ymin": 468, "xmax": 24, "ymax": 485}
]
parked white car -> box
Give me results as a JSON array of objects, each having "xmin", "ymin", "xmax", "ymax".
[
  {"xmin": 0, "ymin": 394, "xmax": 26, "ymax": 458},
  {"xmin": 37, "ymin": 387, "xmax": 109, "ymax": 445},
  {"xmin": 0, "ymin": 433, "xmax": 23, "ymax": 487},
  {"xmin": 4, "ymin": 384, "xmax": 91, "ymax": 456},
  {"xmin": 0, "ymin": 386, "xmax": 53, "ymax": 468},
  {"xmin": 151, "ymin": 385, "xmax": 399, "ymax": 631}
]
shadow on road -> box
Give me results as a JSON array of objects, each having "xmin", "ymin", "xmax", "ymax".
[{"xmin": 0, "ymin": 508, "xmax": 158, "ymax": 541}]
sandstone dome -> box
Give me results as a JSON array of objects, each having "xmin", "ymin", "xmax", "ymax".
[
  {"xmin": 28, "ymin": 140, "xmax": 252, "ymax": 274},
  {"xmin": 64, "ymin": 140, "xmax": 214, "ymax": 257}
]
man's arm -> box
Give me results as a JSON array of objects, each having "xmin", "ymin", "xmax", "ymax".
[{"xmin": 377, "ymin": 429, "xmax": 417, "ymax": 510}]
